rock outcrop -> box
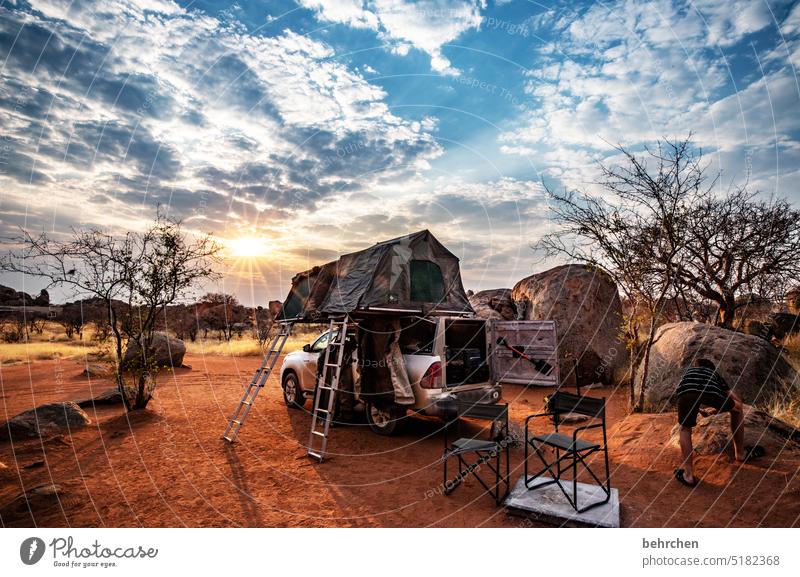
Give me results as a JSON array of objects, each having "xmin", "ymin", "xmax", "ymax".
[
  {"xmin": 0, "ymin": 285, "xmax": 50, "ymax": 306},
  {"xmin": 668, "ymin": 404, "xmax": 800, "ymax": 456},
  {"xmin": 468, "ymin": 288, "xmax": 516, "ymax": 320},
  {"xmin": 770, "ymin": 313, "xmax": 800, "ymax": 340},
  {"xmin": 512, "ymin": 264, "xmax": 625, "ymax": 386},
  {"xmin": 786, "ymin": 287, "xmax": 800, "ymax": 315},
  {"xmin": 123, "ymin": 333, "xmax": 186, "ymax": 369},
  {"xmin": 636, "ymin": 322, "xmax": 797, "ymax": 411},
  {"xmin": 75, "ymin": 388, "xmax": 124, "ymax": 407},
  {"xmin": 0, "ymin": 402, "xmax": 91, "ymax": 439},
  {"xmin": 81, "ymin": 363, "xmax": 111, "ymax": 378}
]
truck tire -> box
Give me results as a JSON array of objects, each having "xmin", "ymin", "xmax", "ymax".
[
  {"xmin": 282, "ymin": 372, "xmax": 305, "ymax": 409},
  {"xmin": 366, "ymin": 402, "xmax": 406, "ymax": 436}
]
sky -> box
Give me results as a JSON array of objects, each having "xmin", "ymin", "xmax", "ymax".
[{"xmin": 1, "ymin": 0, "xmax": 799, "ymax": 305}]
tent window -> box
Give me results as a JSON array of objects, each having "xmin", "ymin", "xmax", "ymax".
[{"xmin": 410, "ymin": 260, "xmax": 444, "ymax": 302}]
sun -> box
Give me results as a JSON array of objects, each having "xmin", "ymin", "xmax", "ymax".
[{"xmin": 226, "ymin": 236, "xmax": 268, "ymax": 258}]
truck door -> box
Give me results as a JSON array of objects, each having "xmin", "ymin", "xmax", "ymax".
[{"xmin": 488, "ymin": 320, "xmax": 559, "ymax": 386}]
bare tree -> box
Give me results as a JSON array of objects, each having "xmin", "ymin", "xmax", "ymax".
[
  {"xmin": 539, "ymin": 137, "xmax": 707, "ymax": 410},
  {"xmin": 2, "ymin": 213, "xmax": 221, "ymax": 410},
  {"xmin": 678, "ymin": 188, "xmax": 800, "ymax": 327}
]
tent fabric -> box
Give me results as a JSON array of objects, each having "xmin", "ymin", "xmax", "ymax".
[
  {"xmin": 385, "ymin": 320, "xmax": 415, "ymax": 405},
  {"xmin": 279, "ymin": 230, "xmax": 473, "ymax": 319},
  {"xmin": 356, "ymin": 317, "xmax": 415, "ymax": 405}
]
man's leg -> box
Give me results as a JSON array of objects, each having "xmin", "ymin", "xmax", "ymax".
[
  {"xmin": 679, "ymin": 426, "xmax": 695, "ymax": 483},
  {"xmin": 729, "ymin": 395, "xmax": 746, "ymax": 462}
]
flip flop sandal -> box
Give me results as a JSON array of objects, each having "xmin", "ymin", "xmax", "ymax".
[
  {"xmin": 674, "ymin": 468, "xmax": 699, "ymax": 487},
  {"xmin": 741, "ymin": 445, "xmax": 765, "ymax": 462}
]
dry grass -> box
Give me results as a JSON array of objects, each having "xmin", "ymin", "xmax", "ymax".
[
  {"xmin": 784, "ymin": 334, "xmax": 800, "ymax": 369},
  {"xmin": 183, "ymin": 330, "xmax": 323, "ymax": 358},
  {"xmin": 0, "ymin": 319, "xmax": 328, "ymax": 365},
  {"xmin": 768, "ymin": 334, "xmax": 800, "ymax": 428},
  {"xmin": 0, "ymin": 341, "xmax": 105, "ymax": 365},
  {"xmin": 184, "ymin": 338, "xmax": 263, "ymax": 357},
  {"xmin": 770, "ymin": 396, "xmax": 800, "ymax": 429}
]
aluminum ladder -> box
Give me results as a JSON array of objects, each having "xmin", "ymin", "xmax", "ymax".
[
  {"xmin": 222, "ymin": 321, "xmax": 293, "ymax": 443},
  {"xmin": 307, "ymin": 317, "xmax": 349, "ymax": 462}
]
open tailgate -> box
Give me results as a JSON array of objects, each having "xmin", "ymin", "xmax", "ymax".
[{"xmin": 488, "ymin": 320, "xmax": 559, "ymax": 386}]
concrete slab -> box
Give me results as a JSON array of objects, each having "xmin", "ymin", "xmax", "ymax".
[{"xmin": 504, "ymin": 475, "xmax": 620, "ymax": 528}]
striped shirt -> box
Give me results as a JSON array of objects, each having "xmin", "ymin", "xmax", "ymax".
[{"xmin": 676, "ymin": 367, "xmax": 730, "ymax": 400}]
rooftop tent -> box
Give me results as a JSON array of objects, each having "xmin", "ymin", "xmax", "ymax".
[{"xmin": 278, "ymin": 230, "xmax": 473, "ymax": 320}]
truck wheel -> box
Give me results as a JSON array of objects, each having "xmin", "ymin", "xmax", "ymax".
[
  {"xmin": 282, "ymin": 372, "xmax": 305, "ymax": 409},
  {"xmin": 366, "ymin": 402, "xmax": 406, "ymax": 436}
]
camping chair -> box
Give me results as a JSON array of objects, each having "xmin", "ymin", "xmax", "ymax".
[
  {"xmin": 441, "ymin": 400, "xmax": 510, "ymax": 505},
  {"xmin": 524, "ymin": 391, "xmax": 610, "ymax": 513}
]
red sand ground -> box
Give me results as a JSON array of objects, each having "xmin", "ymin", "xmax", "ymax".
[{"xmin": 1, "ymin": 354, "xmax": 799, "ymax": 527}]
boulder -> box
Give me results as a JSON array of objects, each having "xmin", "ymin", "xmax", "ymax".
[
  {"xmin": 123, "ymin": 333, "xmax": 186, "ymax": 369},
  {"xmin": 770, "ymin": 313, "xmax": 800, "ymax": 340},
  {"xmin": 468, "ymin": 288, "xmax": 516, "ymax": 320},
  {"xmin": 786, "ymin": 287, "xmax": 800, "ymax": 315},
  {"xmin": 636, "ymin": 322, "xmax": 797, "ymax": 411},
  {"xmin": 668, "ymin": 405, "xmax": 800, "ymax": 456},
  {"xmin": 733, "ymin": 294, "xmax": 776, "ymax": 327},
  {"xmin": 741, "ymin": 319, "xmax": 770, "ymax": 340},
  {"xmin": 28, "ymin": 483, "xmax": 65, "ymax": 497},
  {"xmin": 268, "ymin": 300, "xmax": 283, "ymax": 318},
  {"xmin": 81, "ymin": 363, "xmax": 111, "ymax": 378},
  {"xmin": 512, "ymin": 264, "xmax": 625, "ymax": 386},
  {"xmin": 75, "ymin": 388, "xmax": 124, "ymax": 407},
  {"xmin": 0, "ymin": 402, "xmax": 91, "ymax": 440}
]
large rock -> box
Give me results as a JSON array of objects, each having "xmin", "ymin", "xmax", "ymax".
[
  {"xmin": 123, "ymin": 333, "xmax": 186, "ymax": 369},
  {"xmin": 512, "ymin": 264, "xmax": 625, "ymax": 386},
  {"xmin": 468, "ymin": 288, "xmax": 516, "ymax": 320},
  {"xmin": 733, "ymin": 294, "xmax": 775, "ymax": 326},
  {"xmin": 0, "ymin": 402, "xmax": 91, "ymax": 440},
  {"xmin": 637, "ymin": 322, "xmax": 798, "ymax": 411},
  {"xmin": 770, "ymin": 313, "xmax": 800, "ymax": 340},
  {"xmin": 786, "ymin": 287, "xmax": 800, "ymax": 315},
  {"xmin": 81, "ymin": 363, "xmax": 111, "ymax": 378},
  {"xmin": 268, "ymin": 300, "xmax": 283, "ymax": 318},
  {"xmin": 668, "ymin": 405, "xmax": 800, "ymax": 456},
  {"xmin": 75, "ymin": 388, "xmax": 124, "ymax": 407},
  {"xmin": 741, "ymin": 319, "xmax": 770, "ymax": 340}
]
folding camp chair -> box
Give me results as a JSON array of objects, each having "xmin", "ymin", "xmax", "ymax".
[
  {"xmin": 524, "ymin": 391, "xmax": 610, "ymax": 513},
  {"xmin": 441, "ymin": 400, "xmax": 510, "ymax": 505}
]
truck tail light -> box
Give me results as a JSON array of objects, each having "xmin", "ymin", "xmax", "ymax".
[{"xmin": 420, "ymin": 361, "xmax": 442, "ymax": 389}]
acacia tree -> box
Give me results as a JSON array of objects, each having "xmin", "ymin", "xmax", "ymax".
[
  {"xmin": 679, "ymin": 188, "xmax": 800, "ymax": 328},
  {"xmin": 2, "ymin": 214, "xmax": 220, "ymax": 410},
  {"xmin": 538, "ymin": 138, "xmax": 708, "ymax": 410}
]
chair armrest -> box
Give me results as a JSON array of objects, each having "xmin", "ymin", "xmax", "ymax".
[
  {"xmin": 525, "ymin": 411, "xmax": 553, "ymax": 425},
  {"xmin": 525, "ymin": 412, "xmax": 554, "ymax": 439},
  {"xmin": 572, "ymin": 422, "xmax": 603, "ymax": 444}
]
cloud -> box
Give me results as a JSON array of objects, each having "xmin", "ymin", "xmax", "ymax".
[
  {"xmin": 500, "ymin": 0, "xmax": 800, "ymax": 202},
  {"xmin": 0, "ymin": 0, "xmax": 442, "ymax": 235},
  {"xmin": 280, "ymin": 176, "xmax": 550, "ymax": 290},
  {"xmin": 298, "ymin": 0, "xmax": 380, "ymax": 30},
  {"xmin": 298, "ymin": 0, "xmax": 486, "ymax": 75}
]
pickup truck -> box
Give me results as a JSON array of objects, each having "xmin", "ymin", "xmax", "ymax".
[{"xmin": 279, "ymin": 317, "xmax": 557, "ymax": 435}]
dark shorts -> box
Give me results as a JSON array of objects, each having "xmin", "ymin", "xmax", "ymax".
[{"xmin": 677, "ymin": 391, "xmax": 735, "ymax": 428}]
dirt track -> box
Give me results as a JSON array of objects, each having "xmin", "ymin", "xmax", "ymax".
[{"xmin": 1, "ymin": 355, "xmax": 799, "ymax": 527}]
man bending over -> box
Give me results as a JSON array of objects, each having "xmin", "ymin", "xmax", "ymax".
[{"xmin": 674, "ymin": 358, "xmax": 756, "ymax": 487}]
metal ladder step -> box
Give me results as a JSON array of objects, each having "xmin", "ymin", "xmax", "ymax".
[
  {"xmin": 222, "ymin": 321, "xmax": 294, "ymax": 443},
  {"xmin": 307, "ymin": 317, "xmax": 350, "ymax": 462}
]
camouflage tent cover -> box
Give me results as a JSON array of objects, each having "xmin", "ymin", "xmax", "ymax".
[{"xmin": 279, "ymin": 230, "xmax": 473, "ymax": 320}]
